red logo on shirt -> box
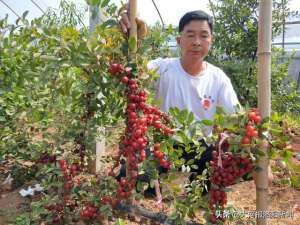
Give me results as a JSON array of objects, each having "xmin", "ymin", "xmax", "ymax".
[{"xmin": 201, "ymin": 95, "xmax": 214, "ymax": 110}]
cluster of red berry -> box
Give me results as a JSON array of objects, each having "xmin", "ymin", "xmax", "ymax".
[
  {"xmin": 79, "ymin": 202, "xmax": 100, "ymax": 220},
  {"xmin": 241, "ymin": 109, "xmax": 261, "ymax": 145},
  {"xmin": 208, "ymin": 151, "xmax": 253, "ymax": 224},
  {"xmin": 43, "ymin": 160, "xmax": 82, "ymax": 223},
  {"xmin": 105, "ymin": 62, "xmax": 173, "ymax": 206},
  {"xmin": 44, "ymin": 203, "xmax": 64, "ymax": 223},
  {"xmin": 208, "ymin": 109, "xmax": 261, "ymax": 224}
]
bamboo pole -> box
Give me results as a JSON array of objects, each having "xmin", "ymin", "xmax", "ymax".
[
  {"xmin": 128, "ymin": 0, "xmax": 138, "ymax": 59},
  {"xmin": 256, "ymin": 0, "xmax": 272, "ymax": 224}
]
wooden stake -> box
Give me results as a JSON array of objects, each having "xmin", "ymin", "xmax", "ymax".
[
  {"xmin": 128, "ymin": 0, "xmax": 138, "ymax": 60},
  {"xmin": 256, "ymin": 0, "xmax": 272, "ymax": 224}
]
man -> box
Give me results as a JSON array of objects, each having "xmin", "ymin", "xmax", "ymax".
[
  {"xmin": 119, "ymin": 10, "xmax": 240, "ymax": 203},
  {"xmin": 121, "ymin": 10, "xmax": 240, "ymax": 129}
]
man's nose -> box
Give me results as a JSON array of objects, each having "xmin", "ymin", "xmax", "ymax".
[{"xmin": 193, "ymin": 37, "xmax": 202, "ymax": 45}]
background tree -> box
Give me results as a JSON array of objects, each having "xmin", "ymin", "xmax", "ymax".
[{"xmin": 207, "ymin": 0, "xmax": 300, "ymax": 113}]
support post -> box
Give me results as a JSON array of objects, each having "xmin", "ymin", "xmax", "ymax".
[
  {"xmin": 256, "ymin": 0, "xmax": 272, "ymax": 224},
  {"xmin": 89, "ymin": 4, "xmax": 106, "ymax": 173}
]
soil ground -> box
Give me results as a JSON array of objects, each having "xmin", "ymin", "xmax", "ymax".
[{"xmin": 1, "ymin": 137, "xmax": 300, "ymax": 225}]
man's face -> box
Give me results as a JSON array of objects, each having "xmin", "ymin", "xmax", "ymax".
[{"xmin": 176, "ymin": 20, "xmax": 212, "ymax": 60}]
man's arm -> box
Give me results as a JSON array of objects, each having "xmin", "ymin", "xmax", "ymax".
[{"xmin": 217, "ymin": 75, "xmax": 241, "ymax": 113}]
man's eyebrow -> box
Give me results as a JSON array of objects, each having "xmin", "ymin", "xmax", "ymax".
[
  {"xmin": 184, "ymin": 30, "xmax": 210, "ymax": 34},
  {"xmin": 185, "ymin": 30, "xmax": 196, "ymax": 33}
]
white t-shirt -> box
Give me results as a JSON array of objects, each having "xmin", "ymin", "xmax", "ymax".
[{"xmin": 147, "ymin": 57, "xmax": 240, "ymax": 122}]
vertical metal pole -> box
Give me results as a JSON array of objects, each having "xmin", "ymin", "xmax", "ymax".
[
  {"xmin": 89, "ymin": 5, "xmax": 100, "ymax": 34},
  {"xmin": 89, "ymin": 5, "xmax": 106, "ymax": 34},
  {"xmin": 282, "ymin": 0, "xmax": 285, "ymax": 50}
]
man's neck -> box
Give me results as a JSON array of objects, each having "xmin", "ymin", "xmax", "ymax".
[{"xmin": 180, "ymin": 57, "xmax": 206, "ymax": 76}]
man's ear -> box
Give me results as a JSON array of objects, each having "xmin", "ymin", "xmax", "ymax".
[{"xmin": 176, "ymin": 36, "xmax": 181, "ymax": 46}]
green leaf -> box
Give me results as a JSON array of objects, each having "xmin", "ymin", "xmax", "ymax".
[
  {"xmin": 101, "ymin": 0, "xmax": 110, "ymax": 8},
  {"xmin": 291, "ymin": 175, "xmax": 300, "ymax": 189},
  {"xmin": 255, "ymin": 149, "xmax": 266, "ymax": 157},
  {"xmin": 101, "ymin": 19, "xmax": 118, "ymax": 28},
  {"xmin": 280, "ymin": 150, "xmax": 293, "ymax": 161},
  {"xmin": 22, "ymin": 11, "xmax": 29, "ymax": 20},
  {"xmin": 128, "ymin": 37, "xmax": 137, "ymax": 52},
  {"xmin": 201, "ymin": 119, "xmax": 213, "ymax": 126},
  {"xmin": 268, "ymin": 148, "xmax": 278, "ymax": 159},
  {"xmin": 186, "ymin": 111, "xmax": 194, "ymax": 125}
]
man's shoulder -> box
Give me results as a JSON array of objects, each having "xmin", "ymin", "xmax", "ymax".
[
  {"xmin": 147, "ymin": 57, "xmax": 178, "ymax": 71},
  {"xmin": 207, "ymin": 62, "xmax": 230, "ymax": 81}
]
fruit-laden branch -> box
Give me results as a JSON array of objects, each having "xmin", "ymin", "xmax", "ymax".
[{"xmin": 116, "ymin": 203, "xmax": 203, "ymax": 225}]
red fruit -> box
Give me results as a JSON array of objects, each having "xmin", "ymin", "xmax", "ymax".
[
  {"xmin": 159, "ymin": 158, "xmax": 167, "ymax": 165},
  {"xmin": 108, "ymin": 170, "xmax": 115, "ymax": 177},
  {"xmin": 63, "ymin": 174, "xmax": 72, "ymax": 181},
  {"xmin": 100, "ymin": 196, "xmax": 110, "ymax": 204},
  {"xmin": 209, "ymin": 161, "xmax": 215, "ymax": 167},
  {"xmin": 119, "ymin": 191, "xmax": 127, "ymax": 198},
  {"xmin": 129, "ymin": 84, "xmax": 138, "ymax": 90},
  {"xmin": 139, "ymin": 117, "xmax": 147, "ymax": 125},
  {"xmin": 137, "ymin": 137, "xmax": 144, "ymax": 145},
  {"xmin": 139, "ymin": 102, "xmax": 146, "ymax": 110},
  {"xmin": 210, "ymin": 214, "xmax": 217, "ymax": 223},
  {"xmin": 139, "ymin": 90, "xmax": 145, "ymax": 97},
  {"xmin": 154, "ymin": 143, "xmax": 160, "ymax": 151},
  {"xmin": 212, "ymin": 151, "xmax": 218, "ymax": 159},
  {"xmin": 109, "ymin": 63, "xmax": 123, "ymax": 76},
  {"xmin": 153, "ymin": 115, "xmax": 160, "ymax": 121},
  {"xmin": 153, "ymin": 121, "xmax": 162, "ymax": 129},
  {"xmin": 246, "ymin": 125, "xmax": 255, "ymax": 132},
  {"xmin": 53, "ymin": 215, "xmax": 63, "ymax": 222},
  {"xmin": 120, "ymin": 177, "xmax": 127, "ymax": 187},
  {"xmin": 161, "ymin": 160, "xmax": 170, "ymax": 169},
  {"xmin": 140, "ymin": 150, "xmax": 146, "ymax": 158},
  {"xmin": 128, "ymin": 103, "xmax": 136, "ymax": 110},
  {"xmin": 121, "ymin": 76, "xmax": 129, "ymax": 84},
  {"xmin": 141, "ymin": 126, "xmax": 147, "ymax": 133},
  {"xmin": 111, "ymin": 199, "xmax": 120, "ymax": 207},
  {"xmin": 131, "ymin": 171, "xmax": 138, "ymax": 179},
  {"xmin": 154, "ymin": 151, "xmax": 163, "ymax": 159},
  {"xmin": 248, "ymin": 111, "xmax": 256, "ymax": 121},
  {"xmin": 75, "ymin": 178, "xmax": 81, "ymax": 186},
  {"xmin": 63, "ymin": 182, "xmax": 73, "ymax": 190},
  {"xmin": 130, "ymin": 141, "xmax": 138, "ymax": 149},
  {"xmin": 58, "ymin": 159, "xmax": 66, "ymax": 168},
  {"xmin": 246, "ymin": 129, "xmax": 258, "ymax": 138},
  {"xmin": 134, "ymin": 129, "xmax": 142, "ymax": 138},
  {"xmin": 163, "ymin": 127, "xmax": 172, "ymax": 135},
  {"xmin": 254, "ymin": 115, "xmax": 261, "ymax": 124},
  {"xmin": 139, "ymin": 96, "xmax": 146, "ymax": 102},
  {"xmin": 127, "ymin": 94, "xmax": 136, "ymax": 101},
  {"xmin": 241, "ymin": 136, "xmax": 251, "ymax": 145}
]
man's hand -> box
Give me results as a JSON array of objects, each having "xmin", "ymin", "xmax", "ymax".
[{"xmin": 119, "ymin": 4, "xmax": 147, "ymax": 39}]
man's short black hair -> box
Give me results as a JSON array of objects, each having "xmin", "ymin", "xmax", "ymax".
[{"xmin": 179, "ymin": 10, "xmax": 213, "ymax": 33}]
